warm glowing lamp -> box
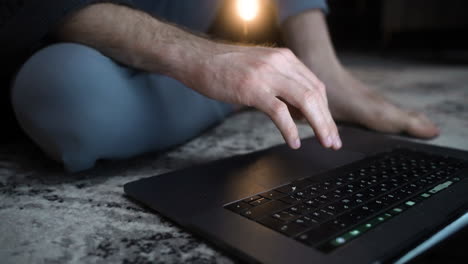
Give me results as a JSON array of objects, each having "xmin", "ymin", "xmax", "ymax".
[
  {"xmin": 237, "ymin": 0, "xmax": 259, "ymax": 21},
  {"xmin": 236, "ymin": 0, "xmax": 260, "ymax": 35}
]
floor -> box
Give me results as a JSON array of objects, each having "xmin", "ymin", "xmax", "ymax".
[{"xmin": 1, "ymin": 54, "xmax": 467, "ymax": 264}]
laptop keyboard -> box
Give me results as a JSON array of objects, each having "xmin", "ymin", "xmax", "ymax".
[{"xmin": 224, "ymin": 148, "xmax": 468, "ymax": 253}]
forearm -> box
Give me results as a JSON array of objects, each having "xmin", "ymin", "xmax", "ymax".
[
  {"xmin": 56, "ymin": 3, "xmax": 341, "ymax": 150},
  {"xmin": 56, "ymin": 3, "xmax": 219, "ymax": 84}
]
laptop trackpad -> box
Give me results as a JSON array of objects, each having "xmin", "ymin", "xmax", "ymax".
[{"xmin": 247, "ymin": 142, "xmax": 366, "ymax": 189}]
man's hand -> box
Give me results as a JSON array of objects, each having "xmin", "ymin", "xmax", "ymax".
[
  {"xmin": 57, "ymin": 3, "xmax": 341, "ymax": 150},
  {"xmin": 187, "ymin": 45, "xmax": 341, "ymax": 150}
]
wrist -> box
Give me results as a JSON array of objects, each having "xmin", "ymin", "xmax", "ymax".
[
  {"xmin": 155, "ymin": 36, "xmax": 233, "ymax": 88},
  {"xmin": 167, "ymin": 38, "xmax": 220, "ymax": 86},
  {"xmin": 143, "ymin": 23, "xmax": 220, "ymax": 85}
]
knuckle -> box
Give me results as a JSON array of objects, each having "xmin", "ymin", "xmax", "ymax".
[
  {"xmin": 271, "ymin": 101, "xmax": 288, "ymax": 117},
  {"xmin": 252, "ymin": 61, "xmax": 270, "ymax": 72},
  {"xmin": 302, "ymin": 89, "xmax": 319, "ymax": 105},
  {"xmin": 317, "ymin": 81, "xmax": 326, "ymax": 93},
  {"xmin": 266, "ymin": 49, "xmax": 284, "ymax": 62},
  {"xmin": 285, "ymin": 123, "xmax": 297, "ymax": 137},
  {"xmin": 278, "ymin": 48, "xmax": 294, "ymax": 58}
]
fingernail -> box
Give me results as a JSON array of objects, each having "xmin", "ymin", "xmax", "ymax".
[
  {"xmin": 335, "ymin": 136, "xmax": 342, "ymax": 149},
  {"xmin": 325, "ymin": 136, "xmax": 333, "ymax": 148},
  {"xmin": 293, "ymin": 138, "xmax": 301, "ymax": 149}
]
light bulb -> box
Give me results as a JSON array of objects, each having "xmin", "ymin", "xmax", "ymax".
[{"xmin": 237, "ymin": 0, "xmax": 259, "ymax": 21}]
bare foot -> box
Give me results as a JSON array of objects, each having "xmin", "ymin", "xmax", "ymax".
[
  {"xmin": 322, "ymin": 67, "xmax": 440, "ymax": 139},
  {"xmin": 280, "ymin": 10, "xmax": 439, "ymax": 139}
]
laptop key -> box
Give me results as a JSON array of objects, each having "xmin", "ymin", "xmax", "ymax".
[
  {"xmin": 302, "ymin": 188, "xmax": 319, "ymax": 198},
  {"xmin": 259, "ymin": 217, "xmax": 309, "ymax": 237},
  {"xmin": 311, "ymin": 197, "xmax": 329, "ymax": 206},
  {"xmin": 381, "ymin": 193, "xmax": 399, "ymax": 205},
  {"xmin": 278, "ymin": 221, "xmax": 310, "ymax": 237},
  {"xmin": 241, "ymin": 200, "xmax": 290, "ymax": 220},
  {"xmin": 276, "ymin": 180, "xmax": 312, "ymax": 194},
  {"xmin": 338, "ymin": 206, "xmax": 372, "ymax": 224},
  {"xmin": 330, "ymin": 218, "xmax": 351, "ymax": 229},
  {"xmin": 296, "ymin": 222, "xmax": 340, "ymax": 246},
  {"xmin": 320, "ymin": 208, "xmax": 336, "ymax": 217},
  {"xmin": 243, "ymin": 195, "xmax": 262, "ymax": 203},
  {"xmin": 340, "ymin": 198, "xmax": 357, "ymax": 208},
  {"xmin": 272, "ymin": 210, "xmax": 300, "ymax": 222},
  {"xmin": 276, "ymin": 184, "xmax": 297, "ymax": 194},
  {"xmin": 304, "ymin": 199, "xmax": 320, "ymax": 207},
  {"xmin": 226, "ymin": 201, "xmax": 252, "ymax": 214},
  {"xmin": 260, "ymin": 190, "xmax": 286, "ymax": 200},
  {"xmin": 310, "ymin": 209, "xmax": 333, "ymax": 223},
  {"xmin": 360, "ymin": 189, "xmax": 376, "ymax": 199},
  {"xmin": 295, "ymin": 190, "xmax": 308, "ymax": 199},
  {"xmin": 280, "ymin": 195, "xmax": 302, "ymax": 205},
  {"xmin": 296, "ymin": 180, "xmax": 314, "ymax": 189},
  {"xmin": 352, "ymin": 206, "xmax": 374, "ymax": 220},
  {"xmin": 336, "ymin": 204, "xmax": 375, "ymax": 226},
  {"xmin": 318, "ymin": 194, "xmax": 332, "ymax": 203},
  {"xmin": 249, "ymin": 197, "xmax": 270, "ymax": 206},
  {"xmin": 329, "ymin": 202, "xmax": 351, "ymax": 215},
  {"xmin": 365, "ymin": 199, "xmax": 387, "ymax": 213},
  {"xmin": 258, "ymin": 216, "xmax": 284, "ymax": 231},
  {"xmin": 294, "ymin": 216, "xmax": 319, "ymax": 228}
]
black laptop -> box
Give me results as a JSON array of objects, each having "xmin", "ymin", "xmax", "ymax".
[{"xmin": 124, "ymin": 126, "xmax": 468, "ymax": 264}]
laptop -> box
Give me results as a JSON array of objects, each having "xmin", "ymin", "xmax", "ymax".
[{"xmin": 124, "ymin": 126, "xmax": 468, "ymax": 264}]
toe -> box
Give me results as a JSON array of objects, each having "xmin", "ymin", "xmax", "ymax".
[{"xmin": 404, "ymin": 111, "xmax": 440, "ymax": 139}]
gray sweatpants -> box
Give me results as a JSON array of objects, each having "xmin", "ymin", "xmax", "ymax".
[{"xmin": 11, "ymin": 0, "xmax": 327, "ymax": 172}]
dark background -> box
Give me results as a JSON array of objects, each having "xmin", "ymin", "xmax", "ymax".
[{"xmin": 210, "ymin": 0, "xmax": 468, "ymax": 63}]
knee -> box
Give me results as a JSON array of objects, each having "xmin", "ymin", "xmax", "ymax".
[
  {"xmin": 12, "ymin": 43, "xmax": 116, "ymax": 103},
  {"xmin": 12, "ymin": 43, "xmax": 114, "ymax": 110},
  {"xmin": 11, "ymin": 43, "xmax": 117, "ymax": 172}
]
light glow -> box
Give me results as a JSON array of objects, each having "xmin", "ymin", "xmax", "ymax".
[{"xmin": 237, "ymin": 0, "xmax": 260, "ymax": 21}]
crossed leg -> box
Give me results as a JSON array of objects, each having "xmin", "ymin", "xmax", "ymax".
[{"xmin": 11, "ymin": 43, "xmax": 233, "ymax": 172}]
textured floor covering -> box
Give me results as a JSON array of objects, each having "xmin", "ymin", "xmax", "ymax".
[{"xmin": 1, "ymin": 55, "xmax": 468, "ymax": 264}]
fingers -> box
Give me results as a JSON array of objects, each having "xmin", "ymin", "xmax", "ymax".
[
  {"xmin": 244, "ymin": 47, "xmax": 341, "ymax": 150},
  {"xmin": 272, "ymin": 49, "xmax": 341, "ymax": 149},
  {"xmin": 277, "ymin": 81, "xmax": 341, "ymax": 150},
  {"xmin": 255, "ymin": 95, "xmax": 301, "ymax": 149},
  {"xmin": 277, "ymin": 48, "xmax": 329, "ymax": 106}
]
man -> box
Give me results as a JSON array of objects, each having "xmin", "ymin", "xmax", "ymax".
[{"xmin": 1, "ymin": 0, "xmax": 439, "ymax": 172}]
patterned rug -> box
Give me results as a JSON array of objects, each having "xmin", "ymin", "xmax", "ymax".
[{"xmin": 1, "ymin": 55, "xmax": 468, "ymax": 264}]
